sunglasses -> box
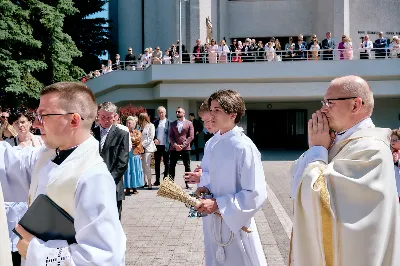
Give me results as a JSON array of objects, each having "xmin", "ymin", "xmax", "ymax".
[{"xmin": 1, "ymin": 116, "xmax": 8, "ymax": 119}]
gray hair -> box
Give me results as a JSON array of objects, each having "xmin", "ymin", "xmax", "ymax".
[
  {"xmin": 99, "ymin": 102, "xmax": 118, "ymax": 114},
  {"xmin": 157, "ymin": 106, "xmax": 166, "ymax": 113},
  {"xmin": 331, "ymin": 75, "xmax": 374, "ymax": 116}
]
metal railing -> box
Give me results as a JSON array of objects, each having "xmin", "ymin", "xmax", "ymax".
[{"xmin": 81, "ymin": 47, "xmax": 399, "ymax": 80}]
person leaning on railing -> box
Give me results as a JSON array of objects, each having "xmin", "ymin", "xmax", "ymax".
[
  {"xmin": 359, "ymin": 35, "xmax": 373, "ymax": 60},
  {"xmin": 389, "ymin": 36, "xmax": 400, "ymax": 59}
]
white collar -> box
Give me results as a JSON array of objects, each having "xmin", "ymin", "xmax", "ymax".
[
  {"xmin": 334, "ymin": 118, "xmax": 375, "ymax": 144},
  {"xmin": 215, "ymin": 126, "xmax": 244, "ymax": 139}
]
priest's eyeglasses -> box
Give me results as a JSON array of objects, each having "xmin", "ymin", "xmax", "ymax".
[
  {"xmin": 321, "ymin": 97, "xmax": 364, "ymax": 108},
  {"xmin": 36, "ymin": 113, "xmax": 84, "ymax": 124}
]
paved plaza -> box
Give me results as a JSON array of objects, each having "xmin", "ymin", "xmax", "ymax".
[{"xmin": 122, "ymin": 150, "xmax": 303, "ymax": 266}]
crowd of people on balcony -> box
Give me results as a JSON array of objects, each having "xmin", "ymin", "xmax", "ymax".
[{"xmin": 81, "ymin": 31, "xmax": 400, "ymax": 82}]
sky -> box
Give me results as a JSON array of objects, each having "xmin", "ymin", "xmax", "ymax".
[{"xmin": 88, "ymin": 2, "xmax": 109, "ymax": 20}]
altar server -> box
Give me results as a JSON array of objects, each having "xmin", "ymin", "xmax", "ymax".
[
  {"xmin": 0, "ymin": 82, "xmax": 126, "ymax": 265},
  {"xmin": 195, "ymin": 90, "xmax": 267, "ymax": 266},
  {"xmin": 290, "ymin": 75, "xmax": 400, "ymax": 266}
]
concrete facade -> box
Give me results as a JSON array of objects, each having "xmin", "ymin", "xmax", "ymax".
[{"xmin": 110, "ymin": 0, "xmax": 400, "ymax": 57}]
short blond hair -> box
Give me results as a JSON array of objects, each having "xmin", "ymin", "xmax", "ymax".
[
  {"xmin": 198, "ymin": 100, "xmax": 210, "ymax": 117},
  {"xmin": 40, "ymin": 82, "xmax": 98, "ymax": 129},
  {"xmin": 392, "ymin": 129, "xmax": 400, "ymax": 139},
  {"xmin": 126, "ymin": 116, "xmax": 138, "ymax": 127}
]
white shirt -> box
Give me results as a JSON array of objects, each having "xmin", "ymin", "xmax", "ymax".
[
  {"xmin": 156, "ymin": 119, "xmax": 167, "ymax": 145},
  {"xmin": 177, "ymin": 119, "xmax": 185, "ymax": 133}
]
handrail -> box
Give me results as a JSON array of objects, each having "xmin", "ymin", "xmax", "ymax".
[{"xmin": 81, "ymin": 47, "xmax": 399, "ymax": 81}]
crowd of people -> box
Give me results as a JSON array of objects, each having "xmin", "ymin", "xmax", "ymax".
[
  {"xmin": 80, "ymin": 31, "xmax": 400, "ymax": 82},
  {"xmin": 0, "ymin": 76, "xmax": 399, "ymax": 265}
]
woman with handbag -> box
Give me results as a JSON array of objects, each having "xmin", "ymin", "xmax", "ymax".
[
  {"xmin": 124, "ymin": 116, "xmax": 144, "ymax": 195},
  {"xmin": 138, "ymin": 113, "xmax": 157, "ymax": 190}
]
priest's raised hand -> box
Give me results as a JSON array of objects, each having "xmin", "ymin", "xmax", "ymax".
[{"xmin": 308, "ymin": 110, "xmax": 332, "ymax": 149}]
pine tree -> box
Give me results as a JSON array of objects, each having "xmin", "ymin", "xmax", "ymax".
[
  {"xmin": 64, "ymin": 0, "xmax": 112, "ymax": 73},
  {"xmin": 0, "ymin": 0, "xmax": 84, "ymax": 108},
  {"xmin": 29, "ymin": 0, "xmax": 83, "ymax": 85},
  {"xmin": 0, "ymin": 1, "xmax": 46, "ymax": 106}
]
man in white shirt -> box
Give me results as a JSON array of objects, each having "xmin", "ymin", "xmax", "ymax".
[
  {"xmin": 195, "ymin": 90, "xmax": 267, "ymax": 266},
  {"xmin": 360, "ymin": 35, "xmax": 373, "ymax": 59},
  {"xmin": 290, "ymin": 75, "xmax": 400, "ymax": 266},
  {"xmin": 153, "ymin": 106, "xmax": 171, "ymax": 186},
  {"xmin": 0, "ymin": 82, "xmax": 126, "ymax": 265}
]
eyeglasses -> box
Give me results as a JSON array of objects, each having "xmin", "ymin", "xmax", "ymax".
[
  {"xmin": 391, "ymin": 138, "xmax": 400, "ymax": 143},
  {"xmin": 176, "ymin": 111, "xmax": 181, "ymax": 113},
  {"xmin": 36, "ymin": 113, "xmax": 84, "ymax": 124},
  {"xmin": 1, "ymin": 116, "xmax": 8, "ymax": 119},
  {"xmin": 321, "ymin": 97, "xmax": 363, "ymax": 108}
]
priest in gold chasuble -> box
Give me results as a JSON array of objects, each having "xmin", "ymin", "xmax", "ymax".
[{"xmin": 290, "ymin": 76, "xmax": 400, "ymax": 266}]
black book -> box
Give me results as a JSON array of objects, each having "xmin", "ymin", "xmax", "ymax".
[{"xmin": 12, "ymin": 194, "xmax": 76, "ymax": 244}]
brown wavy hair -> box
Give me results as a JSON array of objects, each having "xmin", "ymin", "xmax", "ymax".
[
  {"xmin": 207, "ymin": 90, "xmax": 246, "ymax": 124},
  {"xmin": 138, "ymin": 112, "xmax": 150, "ymax": 128},
  {"xmin": 8, "ymin": 107, "xmax": 36, "ymax": 124}
]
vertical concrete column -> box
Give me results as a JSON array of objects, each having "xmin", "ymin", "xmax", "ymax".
[
  {"xmin": 118, "ymin": 0, "xmax": 143, "ymax": 56},
  {"xmin": 108, "ymin": 0, "xmax": 119, "ymax": 56},
  {"xmin": 167, "ymin": 99, "xmax": 190, "ymax": 121},
  {"xmin": 218, "ymin": 0, "xmax": 229, "ymax": 41},
  {"xmin": 188, "ymin": 0, "xmax": 200, "ymax": 48},
  {"xmin": 332, "ymin": 0, "xmax": 350, "ymax": 59},
  {"xmin": 199, "ymin": 0, "xmax": 212, "ymax": 43},
  {"xmin": 333, "ymin": 0, "xmax": 350, "ymax": 38}
]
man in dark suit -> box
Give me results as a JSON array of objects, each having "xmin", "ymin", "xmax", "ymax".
[
  {"xmin": 192, "ymin": 39, "xmax": 205, "ymax": 63},
  {"xmin": 374, "ymin": 32, "xmax": 387, "ymax": 59},
  {"xmin": 189, "ymin": 113, "xmax": 203, "ymax": 161},
  {"xmin": 168, "ymin": 107, "xmax": 194, "ymax": 189},
  {"xmin": 153, "ymin": 106, "xmax": 171, "ymax": 186},
  {"xmin": 321, "ymin": 32, "xmax": 336, "ymax": 60},
  {"xmin": 93, "ymin": 102, "xmax": 129, "ymax": 220}
]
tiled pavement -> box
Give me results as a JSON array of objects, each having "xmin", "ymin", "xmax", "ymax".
[{"xmin": 122, "ymin": 150, "xmax": 304, "ymax": 266}]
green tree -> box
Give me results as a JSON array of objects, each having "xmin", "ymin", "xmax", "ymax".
[
  {"xmin": 0, "ymin": 1, "xmax": 46, "ymax": 107},
  {"xmin": 0, "ymin": 0, "xmax": 84, "ymax": 108},
  {"xmin": 64, "ymin": 0, "xmax": 112, "ymax": 73}
]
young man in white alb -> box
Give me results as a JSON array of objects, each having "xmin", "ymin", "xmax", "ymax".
[
  {"xmin": 195, "ymin": 90, "xmax": 268, "ymax": 266},
  {"xmin": 0, "ymin": 82, "xmax": 126, "ymax": 265}
]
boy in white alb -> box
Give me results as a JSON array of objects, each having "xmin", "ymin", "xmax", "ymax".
[{"xmin": 195, "ymin": 90, "xmax": 268, "ymax": 266}]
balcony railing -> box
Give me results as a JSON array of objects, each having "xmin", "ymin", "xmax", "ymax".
[{"xmin": 85, "ymin": 47, "xmax": 399, "ymax": 79}]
